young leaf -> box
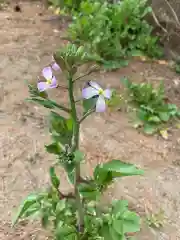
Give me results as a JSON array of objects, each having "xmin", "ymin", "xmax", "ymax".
[
  {"xmin": 93, "ymin": 164, "xmax": 113, "ymax": 187},
  {"xmin": 100, "ymin": 160, "xmax": 144, "ymax": 177},
  {"xmin": 112, "ymin": 209, "xmax": 140, "ymax": 235},
  {"xmin": 12, "ymin": 194, "xmax": 40, "ymax": 226},
  {"xmin": 27, "ymin": 98, "xmax": 55, "ymax": 109},
  {"xmin": 74, "ymin": 150, "xmax": 84, "ymax": 163},
  {"xmin": 148, "ymin": 116, "xmax": 161, "ymax": 123},
  {"xmin": 112, "ymin": 200, "xmax": 129, "ymax": 216},
  {"xmin": 56, "ymin": 199, "xmax": 66, "ymax": 213},
  {"xmin": 45, "ymin": 142, "xmax": 62, "ymax": 155},
  {"xmin": 158, "ymin": 112, "xmax": 170, "ymax": 122},
  {"xmin": 49, "ymin": 167, "xmax": 60, "ymax": 189},
  {"xmin": 27, "ymin": 83, "xmax": 48, "ymax": 99},
  {"xmin": 122, "ymin": 211, "xmax": 140, "ymax": 233},
  {"xmin": 49, "ymin": 111, "xmax": 72, "ymax": 145},
  {"xmin": 55, "ymin": 224, "xmax": 77, "ymax": 239},
  {"xmin": 78, "ymin": 182, "xmax": 100, "ymax": 200},
  {"xmin": 83, "ymin": 98, "xmax": 96, "ymax": 114}
]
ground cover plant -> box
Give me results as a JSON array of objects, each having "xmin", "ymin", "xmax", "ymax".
[{"xmin": 122, "ymin": 78, "xmax": 180, "ymax": 135}]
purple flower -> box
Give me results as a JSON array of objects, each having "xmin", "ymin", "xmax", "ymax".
[
  {"xmin": 37, "ymin": 67, "xmax": 57, "ymax": 92},
  {"xmin": 51, "ymin": 56, "xmax": 61, "ymax": 71},
  {"xmin": 52, "ymin": 62, "xmax": 61, "ymax": 71},
  {"xmin": 82, "ymin": 81, "xmax": 112, "ymax": 112}
]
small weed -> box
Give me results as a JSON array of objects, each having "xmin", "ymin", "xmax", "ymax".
[
  {"xmin": 145, "ymin": 209, "xmax": 165, "ymax": 229},
  {"xmin": 122, "ymin": 78, "xmax": 180, "ymax": 135}
]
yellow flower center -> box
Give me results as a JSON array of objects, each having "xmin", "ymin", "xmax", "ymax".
[
  {"xmin": 98, "ymin": 89, "xmax": 104, "ymax": 95},
  {"xmin": 46, "ymin": 79, "xmax": 52, "ymax": 85}
]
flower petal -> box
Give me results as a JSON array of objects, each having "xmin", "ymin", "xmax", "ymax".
[
  {"xmin": 52, "ymin": 62, "xmax": 61, "ymax": 71},
  {"xmin": 96, "ymin": 95, "xmax": 106, "ymax": 112},
  {"xmin": 82, "ymin": 87, "xmax": 99, "ymax": 99},
  {"xmin": 89, "ymin": 81, "xmax": 101, "ymax": 90},
  {"xmin": 37, "ymin": 82, "xmax": 49, "ymax": 92},
  {"xmin": 49, "ymin": 76, "xmax": 57, "ymax": 88},
  {"xmin": 42, "ymin": 66, "xmax": 52, "ymax": 80},
  {"xmin": 103, "ymin": 89, "xmax": 112, "ymax": 99}
]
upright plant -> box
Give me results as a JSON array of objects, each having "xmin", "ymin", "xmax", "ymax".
[{"xmin": 13, "ymin": 44, "xmax": 143, "ymax": 239}]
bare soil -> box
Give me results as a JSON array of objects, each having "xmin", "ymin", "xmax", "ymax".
[{"xmin": 1, "ymin": 2, "xmax": 180, "ymax": 239}]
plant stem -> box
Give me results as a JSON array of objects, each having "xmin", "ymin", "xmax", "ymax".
[
  {"xmin": 79, "ymin": 109, "xmax": 95, "ymax": 123},
  {"xmin": 68, "ymin": 73, "xmax": 84, "ymax": 233}
]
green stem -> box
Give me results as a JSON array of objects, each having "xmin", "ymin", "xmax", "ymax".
[
  {"xmin": 68, "ymin": 73, "xmax": 84, "ymax": 233},
  {"xmin": 79, "ymin": 109, "xmax": 95, "ymax": 123}
]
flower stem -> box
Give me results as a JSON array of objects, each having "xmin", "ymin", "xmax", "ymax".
[{"xmin": 68, "ymin": 73, "xmax": 84, "ymax": 233}]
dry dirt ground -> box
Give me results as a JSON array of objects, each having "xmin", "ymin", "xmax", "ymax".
[{"xmin": 1, "ymin": 1, "xmax": 180, "ymax": 240}]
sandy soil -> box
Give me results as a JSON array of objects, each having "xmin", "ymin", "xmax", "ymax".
[{"xmin": 1, "ymin": 2, "xmax": 180, "ymax": 239}]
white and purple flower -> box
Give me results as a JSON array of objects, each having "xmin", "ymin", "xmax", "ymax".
[
  {"xmin": 51, "ymin": 62, "xmax": 61, "ymax": 71},
  {"xmin": 82, "ymin": 81, "xmax": 112, "ymax": 112},
  {"xmin": 37, "ymin": 66, "xmax": 57, "ymax": 92}
]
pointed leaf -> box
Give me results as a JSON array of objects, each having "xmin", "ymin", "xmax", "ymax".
[
  {"xmin": 45, "ymin": 142, "xmax": 62, "ymax": 155},
  {"xmin": 27, "ymin": 98, "xmax": 55, "ymax": 109},
  {"xmin": 101, "ymin": 160, "xmax": 144, "ymax": 176},
  {"xmin": 12, "ymin": 194, "xmax": 40, "ymax": 226},
  {"xmin": 83, "ymin": 98, "xmax": 97, "ymax": 114}
]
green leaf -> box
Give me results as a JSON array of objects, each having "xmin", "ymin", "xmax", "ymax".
[
  {"xmin": 74, "ymin": 150, "xmax": 84, "ymax": 163},
  {"xmin": 49, "ymin": 112, "xmax": 72, "ymax": 145},
  {"xmin": 41, "ymin": 210, "xmax": 50, "ymax": 228},
  {"xmin": 23, "ymin": 203, "xmax": 40, "ymax": 218},
  {"xmin": 113, "ymin": 219, "xmax": 124, "ymax": 235},
  {"xmin": 100, "ymin": 224, "xmax": 112, "ymax": 240},
  {"xmin": 78, "ymin": 182, "xmax": 100, "ymax": 200},
  {"xmin": 27, "ymin": 83, "xmax": 48, "ymax": 99},
  {"xmin": 112, "ymin": 200, "xmax": 129, "ymax": 216},
  {"xmin": 45, "ymin": 142, "xmax": 62, "ymax": 155},
  {"xmin": 112, "ymin": 201, "xmax": 140, "ymax": 235},
  {"xmin": 62, "ymin": 162, "xmax": 76, "ymax": 184},
  {"xmin": 148, "ymin": 116, "xmax": 161, "ymax": 123},
  {"xmin": 113, "ymin": 211, "xmax": 140, "ymax": 235},
  {"xmin": 159, "ymin": 112, "xmax": 170, "ymax": 122},
  {"xmin": 103, "ymin": 60, "xmax": 129, "ymax": 70},
  {"xmin": 56, "ymin": 224, "xmax": 77, "ymax": 239},
  {"xmin": 100, "ymin": 160, "xmax": 144, "ymax": 177},
  {"xmin": 130, "ymin": 50, "xmax": 144, "ymax": 57},
  {"xmin": 122, "ymin": 211, "xmax": 140, "ymax": 233},
  {"xmin": 83, "ymin": 98, "xmax": 96, "ymax": 114},
  {"xmin": 143, "ymin": 124, "xmax": 157, "ymax": 135},
  {"xmin": 94, "ymin": 164, "xmax": 113, "ymax": 186},
  {"xmin": 109, "ymin": 226, "xmax": 121, "ymax": 240},
  {"xmin": 12, "ymin": 194, "xmax": 40, "ymax": 226},
  {"xmin": 27, "ymin": 98, "xmax": 55, "ymax": 109},
  {"xmin": 49, "ymin": 167, "xmax": 60, "ymax": 189},
  {"xmin": 56, "ymin": 199, "xmax": 66, "ymax": 213}
]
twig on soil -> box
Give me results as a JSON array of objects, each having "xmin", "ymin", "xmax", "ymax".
[{"xmin": 162, "ymin": 0, "xmax": 180, "ymax": 26}]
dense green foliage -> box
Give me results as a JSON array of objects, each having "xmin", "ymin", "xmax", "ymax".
[{"xmin": 67, "ymin": 0, "xmax": 162, "ymax": 66}]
